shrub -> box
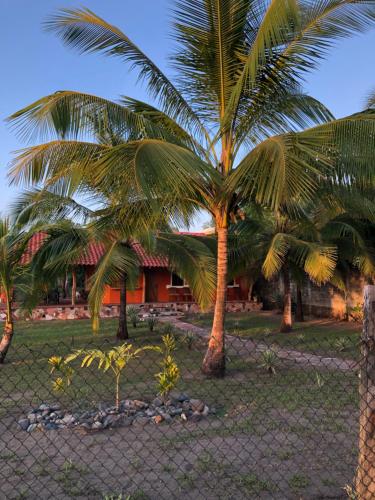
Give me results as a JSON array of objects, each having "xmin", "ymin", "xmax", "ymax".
[
  {"xmin": 127, "ymin": 306, "xmax": 139, "ymax": 328},
  {"xmin": 334, "ymin": 337, "xmax": 351, "ymax": 352},
  {"xmin": 259, "ymin": 350, "xmax": 277, "ymax": 375},
  {"xmin": 155, "ymin": 334, "xmax": 180, "ymax": 403},
  {"xmin": 147, "ymin": 316, "xmax": 159, "ymax": 332},
  {"xmin": 182, "ymin": 331, "xmax": 196, "ymax": 350},
  {"xmin": 48, "ymin": 356, "xmax": 75, "ymax": 392},
  {"xmin": 162, "ymin": 322, "xmax": 175, "ymax": 335}
]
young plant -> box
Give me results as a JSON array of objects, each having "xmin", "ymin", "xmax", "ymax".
[
  {"xmin": 147, "ymin": 316, "xmax": 159, "ymax": 332},
  {"xmin": 162, "ymin": 322, "xmax": 175, "ymax": 335},
  {"xmin": 127, "ymin": 306, "xmax": 139, "ymax": 328},
  {"xmin": 334, "ymin": 337, "xmax": 351, "ymax": 352},
  {"xmin": 155, "ymin": 334, "xmax": 180, "ymax": 403},
  {"xmin": 182, "ymin": 331, "xmax": 196, "ymax": 350},
  {"xmin": 259, "ymin": 350, "xmax": 277, "ymax": 375},
  {"xmin": 48, "ymin": 355, "xmax": 75, "ymax": 392},
  {"xmin": 64, "ymin": 344, "xmax": 159, "ymax": 409}
]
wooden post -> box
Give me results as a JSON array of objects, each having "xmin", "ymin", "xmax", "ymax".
[
  {"xmin": 71, "ymin": 270, "xmax": 77, "ymax": 306},
  {"xmin": 357, "ymin": 285, "xmax": 375, "ymax": 498}
]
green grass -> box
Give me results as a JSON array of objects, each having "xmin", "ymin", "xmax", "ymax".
[{"xmin": 183, "ymin": 311, "xmax": 361, "ymax": 359}]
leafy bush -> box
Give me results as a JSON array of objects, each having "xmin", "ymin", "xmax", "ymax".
[
  {"xmin": 155, "ymin": 334, "xmax": 180, "ymax": 402},
  {"xmin": 162, "ymin": 322, "xmax": 175, "ymax": 335},
  {"xmin": 147, "ymin": 316, "xmax": 159, "ymax": 332},
  {"xmin": 181, "ymin": 331, "xmax": 196, "ymax": 350},
  {"xmin": 48, "ymin": 355, "xmax": 75, "ymax": 392},
  {"xmin": 348, "ymin": 303, "xmax": 363, "ymax": 323},
  {"xmin": 334, "ymin": 337, "xmax": 351, "ymax": 352},
  {"xmin": 259, "ymin": 350, "xmax": 277, "ymax": 375},
  {"xmin": 127, "ymin": 306, "xmax": 139, "ymax": 328}
]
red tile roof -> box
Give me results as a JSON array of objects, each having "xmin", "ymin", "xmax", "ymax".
[{"xmin": 22, "ymin": 233, "xmax": 169, "ymax": 268}]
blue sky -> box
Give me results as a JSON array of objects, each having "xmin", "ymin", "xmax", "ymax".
[{"xmin": 1, "ymin": 0, "xmax": 375, "ymax": 228}]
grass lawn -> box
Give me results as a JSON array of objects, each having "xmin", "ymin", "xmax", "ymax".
[
  {"xmin": 182, "ymin": 311, "xmax": 361, "ymax": 359},
  {"xmin": 0, "ymin": 316, "xmax": 360, "ymax": 499}
]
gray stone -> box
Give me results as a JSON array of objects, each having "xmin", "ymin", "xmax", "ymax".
[
  {"xmin": 45, "ymin": 422, "xmax": 58, "ymax": 430},
  {"xmin": 62, "ymin": 414, "xmax": 75, "ymax": 426},
  {"xmin": 27, "ymin": 424, "xmax": 37, "ymax": 432},
  {"xmin": 39, "ymin": 403, "xmax": 50, "ymax": 412},
  {"xmin": 190, "ymin": 411, "xmax": 202, "ymax": 422},
  {"xmin": 152, "ymin": 397, "xmax": 163, "ymax": 407},
  {"xmin": 202, "ymin": 405, "xmax": 209, "ymax": 417},
  {"xmin": 50, "ymin": 404, "xmax": 61, "ymax": 411},
  {"xmin": 27, "ymin": 413, "xmax": 37, "ymax": 424},
  {"xmin": 133, "ymin": 400, "xmax": 148, "ymax": 410},
  {"xmin": 18, "ymin": 418, "xmax": 30, "ymax": 431},
  {"xmin": 181, "ymin": 413, "xmax": 188, "ymax": 422},
  {"xmin": 170, "ymin": 391, "xmax": 189, "ymax": 403},
  {"xmin": 92, "ymin": 421, "xmax": 103, "ymax": 430},
  {"xmin": 168, "ymin": 407, "xmax": 183, "ymax": 416},
  {"xmin": 190, "ymin": 399, "xmax": 205, "ymax": 412},
  {"xmin": 145, "ymin": 409, "xmax": 157, "ymax": 417},
  {"xmin": 103, "ymin": 414, "xmax": 120, "ymax": 428}
]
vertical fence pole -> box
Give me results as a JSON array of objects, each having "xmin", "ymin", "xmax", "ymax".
[{"xmin": 357, "ymin": 285, "xmax": 375, "ymax": 498}]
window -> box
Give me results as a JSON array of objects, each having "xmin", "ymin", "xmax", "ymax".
[{"xmin": 169, "ymin": 273, "xmax": 186, "ymax": 287}]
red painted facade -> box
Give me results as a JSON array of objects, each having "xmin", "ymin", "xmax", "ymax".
[{"xmin": 25, "ymin": 233, "xmax": 251, "ymax": 305}]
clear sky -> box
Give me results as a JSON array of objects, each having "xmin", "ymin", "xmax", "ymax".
[{"xmin": 1, "ymin": 0, "xmax": 375, "ymax": 228}]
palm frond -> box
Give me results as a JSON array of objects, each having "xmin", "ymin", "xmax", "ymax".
[{"xmin": 44, "ymin": 8, "xmax": 207, "ymax": 138}]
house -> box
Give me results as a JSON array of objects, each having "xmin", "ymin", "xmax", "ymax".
[{"xmin": 22, "ymin": 232, "xmax": 254, "ymax": 311}]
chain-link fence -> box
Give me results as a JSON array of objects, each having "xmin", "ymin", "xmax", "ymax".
[{"xmin": 0, "ymin": 329, "xmax": 366, "ymax": 499}]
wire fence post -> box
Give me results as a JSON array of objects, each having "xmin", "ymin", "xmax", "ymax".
[{"xmin": 357, "ymin": 285, "xmax": 375, "ymax": 498}]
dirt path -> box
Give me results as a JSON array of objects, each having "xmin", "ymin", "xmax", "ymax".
[{"xmin": 159, "ymin": 317, "xmax": 358, "ymax": 372}]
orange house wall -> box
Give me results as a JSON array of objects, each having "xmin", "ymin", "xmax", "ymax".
[
  {"xmin": 102, "ymin": 273, "xmax": 144, "ymax": 305},
  {"xmin": 100, "ymin": 268, "xmax": 250, "ymax": 305}
]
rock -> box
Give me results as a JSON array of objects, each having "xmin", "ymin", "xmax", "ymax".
[
  {"xmin": 27, "ymin": 424, "xmax": 37, "ymax": 432},
  {"xmin": 145, "ymin": 409, "xmax": 157, "ymax": 417},
  {"xmin": 80, "ymin": 423, "xmax": 91, "ymax": 430},
  {"xmin": 103, "ymin": 414, "xmax": 120, "ymax": 428},
  {"xmin": 152, "ymin": 415, "xmax": 164, "ymax": 424},
  {"xmin": 159, "ymin": 412, "xmax": 172, "ymax": 423},
  {"xmin": 133, "ymin": 400, "xmax": 148, "ymax": 410},
  {"xmin": 119, "ymin": 416, "xmax": 134, "ymax": 427},
  {"xmin": 190, "ymin": 411, "xmax": 202, "ymax": 423},
  {"xmin": 18, "ymin": 418, "xmax": 30, "ymax": 431},
  {"xmin": 202, "ymin": 405, "xmax": 209, "ymax": 417},
  {"xmin": 190, "ymin": 399, "xmax": 205, "ymax": 412},
  {"xmin": 27, "ymin": 413, "xmax": 37, "ymax": 424},
  {"xmin": 39, "ymin": 403, "xmax": 50, "ymax": 412},
  {"xmin": 55, "ymin": 410, "xmax": 64, "ymax": 418},
  {"xmin": 62, "ymin": 414, "xmax": 75, "ymax": 426},
  {"xmin": 50, "ymin": 404, "xmax": 61, "ymax": 411},
  {"xmin": 152, "ymin": 397, "xmax": 163, "ymax": 407},
  {"xmin": 170, "ymin": 391, "xmax": 189, "ymax": 403},
  {"xmin": 92, "ymin": 421, "xmax": 103, "ymax": 430},
  {"xmin": 45, "ymin": 422, "xmax": 58, "ymax": 430},
  {"xmin": 168, "ymin": 407, "xmax": 182, "ymax": 416},
  {"xmin": 181, "ymin": 413, "xmax": 188, "ymax": 422}
]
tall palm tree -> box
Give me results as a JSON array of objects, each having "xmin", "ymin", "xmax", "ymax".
[
  {"xmin": 8, "ymin": 2, "xmax": 375, "ymax": 375},
  {"xmin": 0, "ymin": 219, "xmax": 34, "ymax": 363}
]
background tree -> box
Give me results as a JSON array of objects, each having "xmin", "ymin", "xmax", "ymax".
[
  {"xmin": 9, "ymin": 2, "xmax": 375, "ymax": 375},
  {"xmin": 0, "ymin": 219, "xmax": 35, "ymax": 363}
]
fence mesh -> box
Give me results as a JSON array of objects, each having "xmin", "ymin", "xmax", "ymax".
[{"xmin": 0, "ymin": 324, "xmax": 368, "ymax": 499}]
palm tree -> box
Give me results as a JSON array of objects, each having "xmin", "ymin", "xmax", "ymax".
[
  {"xmin": 0, "ymin": 219, "xmax": 34, "ymax": 363},
  {"xmin": 230, "ymin": 207, "xmax": 337, "ymax": 332},
  {"xmin": 16, "ymin": 189, "xmax": 216, "ymax": 338},
  {"xmin": 8, "ymin": 2, "xmax": 375, "ymax": 375}
]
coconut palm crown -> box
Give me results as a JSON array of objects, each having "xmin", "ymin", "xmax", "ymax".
[{"xmin": 8, "ymin": 1, "xmax": 375, "ymax": 376}]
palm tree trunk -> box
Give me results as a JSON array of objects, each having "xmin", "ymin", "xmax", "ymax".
[
  {"xmin": 202, "ymin": 227, "xmax": 227, "ymax": 377},
  {"xmin": 280, "ymin": 265, "xmax": 292, "ymax": 333},
  {"xmin": 117, "ymin": 273, "xmax": 129, "ymax": 340},
  {"xmin": 295, "ymin": 284, "xmax": 304, "ymax": 322},
  {"xmin": 71, "ymin": 269, "xmax": 77, "ymax": 306},
  {"xmin": 0, "ymin": 295, "xmax": 14, "ymax": 364}
]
